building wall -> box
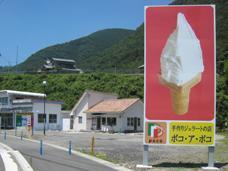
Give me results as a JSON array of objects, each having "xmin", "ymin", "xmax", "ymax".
[
  {"xmin": 72, "ymin": 91, "xmax": 117, "ymax": 131},
  {"xmin": 73, "ymin": 96, "xmax": 88, "ymax": 131},
  {"xmin": 33, "ymin": 102, "xmax": 62, "ymax": 130},
  {"xmin": 121, "ymin": 100, "xmax": 144, "ymax": 132},
  {"xmin": 0, "ymin": 92, "xmax": 11, "ymax": 108}
]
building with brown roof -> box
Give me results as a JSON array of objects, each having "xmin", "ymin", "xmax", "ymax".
[{"xmin": 70, "ymin": 90, "xmax": 143, "ymax": 133}]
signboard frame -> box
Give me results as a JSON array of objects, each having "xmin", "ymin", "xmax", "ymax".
[{"xmin": 143, "ymin": 5, "xmax": 216, "ymax": 146}]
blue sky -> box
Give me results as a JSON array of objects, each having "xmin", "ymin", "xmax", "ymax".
[{"xmin": 0, "ymin": 0, "xmax": 172, "ymax": 66}]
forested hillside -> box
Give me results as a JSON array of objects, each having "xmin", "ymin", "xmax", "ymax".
[
  {"xmin": 0, "ymin": 73, "xmax": 143, "ymax": 110},
  {"xmin": 14, "ymin": 29, "xmax": 134, "ymax": 71},
  {"xmin": 83, "ymin": 24, "xmax": 144, "ymax": 72}
]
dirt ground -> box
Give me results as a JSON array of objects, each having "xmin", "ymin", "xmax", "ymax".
[{"xmin": 4, "ymin": 130, "xmax": 228, "ymax": 170}]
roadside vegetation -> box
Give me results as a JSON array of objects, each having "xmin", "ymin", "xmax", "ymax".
[
  {"xmin": 0, "ymin": 72, "xmax": 227, "ymax": 130},
  {"xmin": 0, "ymin": 73, "xmax": 143, "ymax": 110}
]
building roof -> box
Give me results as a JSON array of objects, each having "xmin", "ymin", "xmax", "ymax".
[
  {"xmin": 70, "ymin": 90, "xmax": 117, "ymax": 116},
  {"xmin": 0, "ymin": 90, "xmax": 45, "ymax": 97},
  {"xmin": 85, "ymin": 98, "xmax": 140, "ymax": 114},
  {"xmin": 52, "ymin": 58, "xmax": 75, "ymax": 63},
  {"xmin": 43, "ymin": 64, "xmax": 54, "ymax": 69}
]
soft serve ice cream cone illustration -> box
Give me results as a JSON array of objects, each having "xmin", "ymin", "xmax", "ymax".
[{"xmin": 159, "ymin": 13, "xmax": 204, "ymax": 115}]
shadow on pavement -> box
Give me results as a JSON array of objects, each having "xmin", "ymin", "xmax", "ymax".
[{"xmin": 152, "ymin": 162, "xmax": 228, "ymax": 169}]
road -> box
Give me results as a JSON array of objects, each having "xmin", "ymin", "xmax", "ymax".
[{"xmin": 0, "ymin": 136, "xmax": 116, "ymax": 171}]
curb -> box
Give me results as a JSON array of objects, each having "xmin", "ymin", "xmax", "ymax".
[
  {"xmin": 5, "ymin": 134, "xmax": 132, "ymax": 171},
  {"xmin": 11, "ymin": 151, "xmax": 34, "ymax": 171},
  {"xmin": 0, "ymin": 142, "xmax": 33, "ymax": 171},
  {"xmin": 0, "ymin": 151, "xmax": 18, "ymax": 171}
]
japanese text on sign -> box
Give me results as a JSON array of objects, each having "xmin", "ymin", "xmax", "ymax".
[{"xmin": 169, "ymin": 122, "xmax": 214, "ymax": 145}]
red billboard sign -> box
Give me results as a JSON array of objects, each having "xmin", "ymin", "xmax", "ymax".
[{"xmin": 144, "ymin": 5, "xmax": 215, "ymax": 146}]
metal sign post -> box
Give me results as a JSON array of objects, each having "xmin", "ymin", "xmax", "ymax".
[
  {"xmin": 202, "ymin": 146, "xmax": 219, "ymax": 170},
  {"xmin": 136, "ymin": 145, "xmax": 152, "ymax": 168}
]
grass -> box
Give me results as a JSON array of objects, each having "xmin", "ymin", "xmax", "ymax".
[
  {"xmin": 215, "ymin": 131, "xmax": 228, "ymax": 163},
  {"xmin": 79, "ymin": 149, "xmax": 119, "ymax": 164}
]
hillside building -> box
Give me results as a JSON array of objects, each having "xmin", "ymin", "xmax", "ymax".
[
  {"xmin": 70, "ymin": 90, "xmax": 143, "ymax": 133},
  {"xmin": 43, "ymin": 57, "xmax": 83, "ymax": 73}
]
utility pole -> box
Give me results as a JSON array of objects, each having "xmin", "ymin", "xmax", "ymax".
[
  {"xmin": 42, "ymin": 81, "xmax": 47, "ymax": 136},
  {"xmin": 16, "ymin": 46, "xmax": 18, "ymax": 73}
]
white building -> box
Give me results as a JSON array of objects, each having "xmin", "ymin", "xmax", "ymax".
[
  {"xmin": 70, "ymin": 90, "xmax": 143, "ymax": 133},
  {"xmin": 0, "ymin": 90, "xmax": 62, "ymax": 131},
  {"xmin": 61, "ymin": 110, "xmax": 71, "ymax": 131}
]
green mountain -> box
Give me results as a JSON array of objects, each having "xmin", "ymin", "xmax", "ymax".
[
  {"xmin": 13, "ymin": 0, "xmax": 227, "ymax": 75},
  {"xmin": 82, "ymin": 24, "xmax": 144, "ymax": 72},
  {"xmin": 14, "ymin": 29, "xmax": 134, "ymax": 71}
]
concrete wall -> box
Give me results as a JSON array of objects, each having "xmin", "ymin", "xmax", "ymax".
[{"xmin": 33, "ymin": 102, "xmax": 62, "ymax": 130}]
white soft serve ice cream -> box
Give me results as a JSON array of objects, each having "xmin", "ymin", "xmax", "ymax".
[{"xmin": 160, "ymin": 13, "xmax": 204, "ymax": 86}]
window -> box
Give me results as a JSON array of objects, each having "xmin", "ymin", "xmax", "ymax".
[
  {"xmin": 38, "ymin": 114, "xmax": 46, "ymax": 123},
  {"xmin": 130, "ymin": 118, "xmax": 134, "ymax": 126},
  {"xmin": 78, "ymin": 116, "xmax": 82, "ymax": 124},
  {"xmin": 107, "ymin": 117, "xmax": 116, "ymax": 126},
  {"xmin": 137, "ymin": 118, "xmax": 140, "ymax": 127},
  {"xmin": 127, "ymin": 118, "xmax": 131, "ymax": 126},
  {"xmin": 102, "ymin": 117, "xmax": 106, "ymax": 125},
  {"xmin": 0, "ymin": 97, "xmax": 8, "ymax": 105},
  {"xmin": 49, "ymin": 114, "xmax": 57, "ymax": 123},
  {"xmin": 128, "ymin": 118, "xmax": 136, "ymax": 126}
]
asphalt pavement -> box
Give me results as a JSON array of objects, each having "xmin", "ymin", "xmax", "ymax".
[{"xmin": 0, "ymin": 136, "xmax": 116, "ymax": 171}]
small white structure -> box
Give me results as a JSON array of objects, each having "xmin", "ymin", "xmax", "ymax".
[
  {"xmin": 70, "ymin": 90, "xmax": 143, "ymax": 133},
  {"xmin": 32, "ymin": 100, "xmax": 62, "ymax": 130},
  {"xmin": 61, "ymin": 110, "xmax": 71, "ymax": 131},
  {"xmin": 0, "ymin": 90, "xmax": 62, "ymax": 131}
]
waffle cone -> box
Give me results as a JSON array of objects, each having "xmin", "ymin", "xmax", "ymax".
[
  {"xmin": 170, "ymin": 86, "xmax": 190, "ymax": 114},
  {"xmin": 159, "ymin": 73, "xmax": 202, "ymax": 115}
]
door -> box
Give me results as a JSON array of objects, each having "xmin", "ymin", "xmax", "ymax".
[
  {"xmin": 62, "ymin": 118, "xmax": 70, "ymax": 131},
  {"xmin": 70, "ymin": 116, "xmax": 74, "ymax": 129},
  {"xmin": 97, "ymin": 117, "xmax": 101, "ymax": 130},
  {"xmin": 134, "ymin": 117, "xmax": 137, "ymax": 132}
]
